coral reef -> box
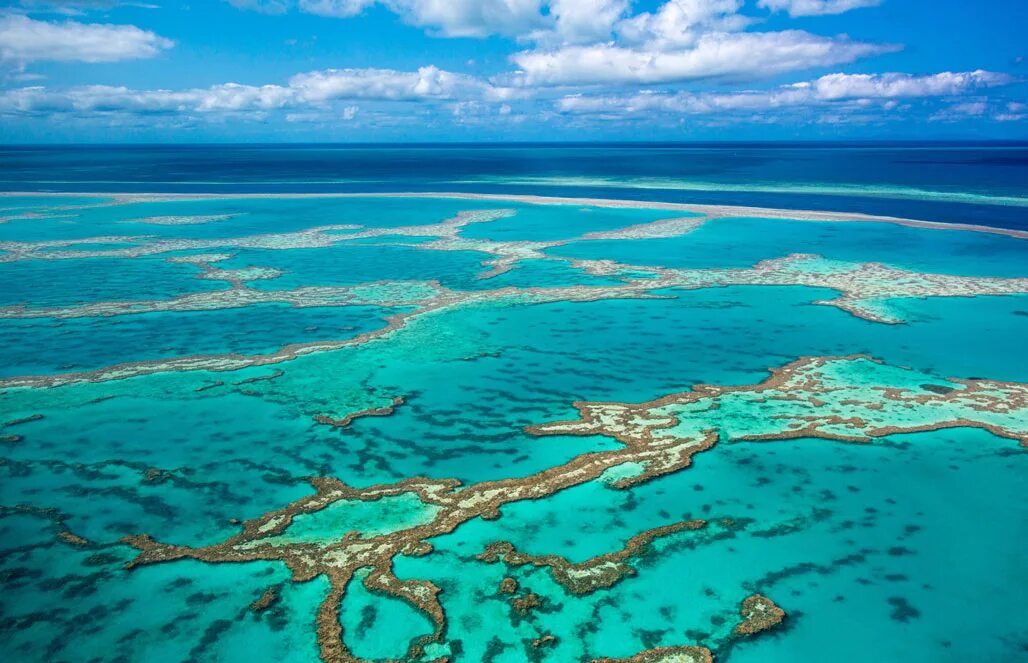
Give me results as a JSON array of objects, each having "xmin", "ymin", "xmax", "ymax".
[
  {"xmin": 114, "ymin": 356, "xmax": 1027, "ymax": 662},
  {"xmin": 733, "ymin": 594, "xmax": 785, "ymax": 637}
]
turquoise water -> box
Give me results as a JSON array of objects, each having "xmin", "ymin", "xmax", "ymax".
[
  {"xmin": 0, "ymin": 303, "xmax": 396, "ymax": 376},
  {"xmin": 0, "ymin": 191, "xmax": 1025, "ymax": 663},
  {"xmin": 553, "ymin": 215, "xmax": 1028, "ymax": 277},
  {"xmin": 0, "ymin": 255, "xmax": 225, "ymax": 308}
]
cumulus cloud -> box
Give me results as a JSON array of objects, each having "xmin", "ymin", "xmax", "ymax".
[
  {"xmin": 0, "ymin": 13, "xmax": 173, "ymax": 64},
  {"xmin": 509, "ymin": 31, "xmax": 890, "ymax": 86},
  {"xmin": 0, "ymin": 65, "xmax": 513, "ymax": 117},
  {"xmin": 289, "ymin": 65, "xmax": 504, "ymax": 101},
  {"xmin": 12, "ymin": 1, "xmax": 155, "ymax": 14},
  {"xmin": 928, "ymin": 100, "xmax": 988, "ymax": 122},
  {"xmin": 617, "ymin": 0, "xmax": 752, "ymax": 48},
  {"xmin": 230, "ymin": 0, "xmax": 550, "ymax": 37},
  {"xmin": 557, "ymin": 70, "xmax": 1013, "ymax": 116},
  {"xmin": 226, "ymin": 0, "xmax": 292, "ymax": 14},
  {"xmin": 221, "ymin": 0, "xmax": 745, "ymax": 45},
  {"xmin": 541, "ymin": 0, "xmax": 630, "ymax": 44},
  {"xmin": 297, "ymin": 0, "xmax": 375, "ymax": 17},
  {"xmin": 993, "ymin": 102, "xmax": 1025, "ymax": 122},
  {"xmin": 757, "ymin": 0, "xmax": 881, "ymax": 17},
  {"xmin": 383, "ymin": 0, "xmax": 548, "ymax": 38},
  {"xmin": 226, "ymin": 0, "xmax": 894, "ymax": 88},
  {"xmin": 810, "ymin": 70, "xmax": 1010, "ymax": 99}
]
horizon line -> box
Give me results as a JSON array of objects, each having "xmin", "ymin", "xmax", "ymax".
[{"xmin": 3, "ymin": 139, "xmax": 1028, "ymax": 149}]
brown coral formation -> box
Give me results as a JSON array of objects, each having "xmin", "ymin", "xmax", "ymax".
[
  {"xmin": 528, "ymin": 354, "xmax": 1028, "ymax": 448},
  {"xmin": 119, "ymin": 419, "xmax": 720, "ymax": 662},
  {"xmin": 477, "ymin": 520, "xmax": 707, "ymax": 595},
  {"xmin": 4, "ymin": 413, "xmax": 44, "ymax": 427},
  {"xmin": 235, "ymin": 369, "xmax": 286, "ymax": 385},
  {"xmin": 250, "ymin": 587, "xmax": 280, "ymax": 613},
  {"xmin": 510, "ymin": 591, "xmax": 543, "ymax": 614},
  {"xmin": 499, "ymin": 577, "xmax": 519, "ymax": 594},
  {"xmin": 142, "ymin": 467, "xmax": 169, "ymax": 483},
  {"xmin": 57, "ymin": 530, "xmax": 91, "ymax": 547},
  {"xmin": 313, "ymin": 396, "xmax": 406, "ymax": 429},
  {"xmin": 590, "ymin": 645, "xmax": 714, "ymax": 663},
  {"xmin": 0, "ymin": 504, "xmax": 91, "ymax": 547},
  {"xmin": 531, "ymin": 633, "xmax": 557, "ymax": 648},
  {"xmin": 733, "ymin": 594, "xmax": 785, "ymax": 637}
]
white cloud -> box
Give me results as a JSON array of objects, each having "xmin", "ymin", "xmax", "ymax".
[
  {"xmin": 229, "ymin": 0, "xmax": 548, "ymax": 38},
  {"xmin": 929, "ymin": 100, "xmax": 988, "ymax": 122},
  {"xmin": 0, "ymin": 65, "xmax": 515, "ymax": 118},
  {"xmin": 542, "ymin": 0, "xmax": 630, "ymax": 44},
  {"xmin": 617, "ymin": 0, "xmax": 752, "ymax": 48},
  {"xmin": 948, "ymin": 101, "xmax": 986, "ymax": 115},
  {"xmin": 509, "ymin": 31, "xmax": 890, "ymax": 86},
  {"xmin": 0, "ymin": 14, "xmax": 173, "ymax": 64},
  {"xmin": 557, "ymin": 70, "xmax": 1013, "ymax": 116},
  {"xmin": 297, "ymin": 0, "xmax": 374, "ymax": 17},
  {"xmin": 382, "ymin": 0, "xmax": 547, "ymax": 38},
  {"xmin": 13, "ymin": 1, "xmax": 157, "ymax": 15},
  {"xmin": 226, "ymin": 0, "xmax": 291, "ymax": 14},
  {"xmin": 0, "ymin": 83, "xmax": 290, "ymax": 114},
  {"xmin": 758, "ymin": 0, "xmax": 881, "ymax": 17},
  {"xmin": 995, "ymin": 101, "xmax": 1026, "ymax": 121},
  {"xmin": 289, "ymin": 66, "xmax": 491, "ymax": 101},
  {"xmin": 224, "ymin": 0, "xmax": 893, "ymax": 91},
  {"xmin": 228, "ymin": 0, "xmax": 550, "ymax": 38},
  {"xmin": 811, "ymin": 70, "xmax": 1010, "ymax": 99},
  {"xmin": 221, "ymin": 0, "xmax": 742, "ymax": 45}
]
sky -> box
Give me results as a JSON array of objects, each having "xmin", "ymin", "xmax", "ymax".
[{"xmin": 0, "ymin": 0, "xmax": 1025, "ymax": 142}]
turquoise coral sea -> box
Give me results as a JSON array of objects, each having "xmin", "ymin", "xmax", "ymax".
[{"xmin": 0, "ymin": 188, "xmax": 1026, "ymax": 663}]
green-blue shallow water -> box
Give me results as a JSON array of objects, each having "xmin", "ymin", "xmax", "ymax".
[{"xmin": 0, "ymin": 188, "xmax": 1025, "ymax": 663}]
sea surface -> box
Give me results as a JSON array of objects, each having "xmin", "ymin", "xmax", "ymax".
[{"xmin": 0, "ymin": 144, "xmax": 1025, "ymax": 663}]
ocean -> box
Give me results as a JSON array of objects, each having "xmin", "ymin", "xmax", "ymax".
[{"xmin": 0, "ymin": 143, "xmax": 1025, "ymax": 663}]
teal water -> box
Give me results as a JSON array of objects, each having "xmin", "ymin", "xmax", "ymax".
[
  {"xmin": 552, "ymin": 215, "xmax": 1028, "ymax": 277},
  {"xmin": 0, "ymin": 192, "xmax": 1025, "ymax": 663},
  {"xmin": 0, "ymin": 303, "xmax": 397, "ymax": 376},
  {"xmin": 0, "ymin": 256, "xmax": 225, "ymax": 308}
]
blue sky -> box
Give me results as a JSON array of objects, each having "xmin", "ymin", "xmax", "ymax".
[{"xmin": 0, "ymin": 0, "xmax": 1025, "ymax": 142}]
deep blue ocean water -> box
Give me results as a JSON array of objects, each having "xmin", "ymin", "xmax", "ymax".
[{"xmin": 2, "ymin": 142, "xmax": 1027, "ymax": 230}]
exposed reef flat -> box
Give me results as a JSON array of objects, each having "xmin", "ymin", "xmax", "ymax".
[{"xmin": 116, "ymin": 356, "xmax": 1027, "ymax": 662}]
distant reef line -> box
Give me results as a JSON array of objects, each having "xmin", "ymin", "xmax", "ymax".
[{"xmin": 3, "ymin": 190, "xmax": 1026, "ymax": 239}]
